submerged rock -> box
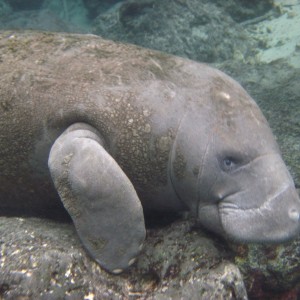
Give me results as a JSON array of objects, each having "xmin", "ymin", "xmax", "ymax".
[
  {"xmin": 2, "ymin": 216, "xmax": 300, "ymax": 299},
  {"xmin": 232, "ymin": 240, "xmax": 300, "ymax": 299},
  {"xmin": 0, "ymin": 216, "xmax": 247, "ymax": 299},
  {"xmin": 92, "ymin": 0, "xmax": 256, "ymax": 63}
]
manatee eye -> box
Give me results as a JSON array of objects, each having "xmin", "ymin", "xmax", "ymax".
[
  {"xmin": 222, "ymin": 157, "xmax": 237, "ymax": 172},
  {"xmin": 219, "ymin": 152, "xmax": 248, "ymax": 172},
  {"xmin": 224, "ymin": 158, "xmax": 233, "ymax": 167}
]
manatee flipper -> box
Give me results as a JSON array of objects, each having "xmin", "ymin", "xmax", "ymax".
[{"xmin": 48, "ymin": 123, "xmax": 146, "ymax": 273}]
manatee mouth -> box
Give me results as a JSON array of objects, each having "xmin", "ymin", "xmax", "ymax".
[{"xmin": 219, "ymin": 185, "xmax": 300, "ymax": 243}]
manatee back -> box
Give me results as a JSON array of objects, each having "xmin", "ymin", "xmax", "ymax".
[{"xmin": 0, "ymin": 31, "xmax": 206, "ymax": 216}]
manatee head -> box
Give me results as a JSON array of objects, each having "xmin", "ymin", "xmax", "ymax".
[{"xmin": 170, "ymin": 73, "xmax": 300, "ymax": 243}]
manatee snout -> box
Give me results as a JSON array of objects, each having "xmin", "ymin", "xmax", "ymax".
[
  {"xmin": 286, "ymin": 190, "xmax": 300, "ymax": 231},
  {"xmin": 220, "ymin": 184, "xmax": 300, "ymax": 243}
]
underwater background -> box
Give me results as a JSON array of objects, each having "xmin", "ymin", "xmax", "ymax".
[{"xmin": 0, "ymin": 0, "xmax": 300, "ymax": 299}]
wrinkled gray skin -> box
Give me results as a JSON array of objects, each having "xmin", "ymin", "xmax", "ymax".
[{"xmin": 0, "ymin": 31, "xmax": 299, "ymax": 274}]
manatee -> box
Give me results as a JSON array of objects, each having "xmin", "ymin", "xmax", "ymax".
[{"xmin": 0, "ymin": 31, "xmax": 299, "ymax": 274}]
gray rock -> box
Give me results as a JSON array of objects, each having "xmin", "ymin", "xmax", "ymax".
[
  {"xmin": 232, "ymin": 239, "xmax": 300, "ymax": 299},
  {"xmin": 0, "ymin": 216, "xmax": 248, "ymax": 299},
  {"xmin": 92, "ymin": 0, "xmax": 257, "ymax": 63}
]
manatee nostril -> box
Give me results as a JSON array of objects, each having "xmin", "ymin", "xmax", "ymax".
[{"xmin": 288, "ymin": 208, "xmax": 300, "ymax": 222}]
